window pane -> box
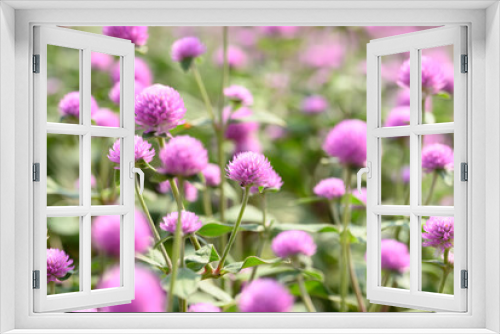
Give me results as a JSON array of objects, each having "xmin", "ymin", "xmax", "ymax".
[
  {"xmin": 47, "ymin": 217, "xmax": 80, "ymax": 294},
  {"xmin": 47, "ymin": 134, "xmax": 80, "ymax": 206},
  {"xmin": 380, "ymin": 52, "xmax": 410, "ymax": 127},
  {"xmin": 381, "ymin": 137, "xmax": 410, "ymax": 205},
  {"xmin": 91, "ymin": 215, "xmax": 121, "ymax": 289},
  {"xmin": 420, "ymin": 215, "xmax": 454, "ymax": 295},
  {"xmin": 91, "ymin": 137, "xmax": 120, "ymax": 205},
  {"xmin": 379, "ymin": 216, "xmax": 410, "ymax": 291},
  {"xmin": 91, "ymin": 52, "xmax": 120, "ymax": 127},
  {"xmin": 47, "ymin": 45, "xmax": 80, "ymax": 124},
  {"xmin": 421, "ymin": 134, "xmax": 454, "ymax": 206},
  {"xmin": 420, "ymin": 45, "xmax": 454, "ymax": 124}
]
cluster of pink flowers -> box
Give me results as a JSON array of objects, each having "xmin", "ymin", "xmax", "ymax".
[
  {"xmin": 171, "ymin": 36, "xmax": 206, "ymax": 63},
  {"xmin": 102, "ymin": 26, "xmax": 149, "ymax": 46},
  {"xmin": 271, "ymin": 230, "xmax": 317, "ymax": 259},
  {"xmin": 226, "ymin": 151, "xmax": 275, "ymax": 188},
  {"xmin": 421, "ymin": 143, "xmax": 454, "ymax": 173},
  {"xmin": 301, "ymin": 95, "xmax": 329, "ymax": 114},
  {"xmin": 108, "ymin": 135, "xmax": 155, "ymax": 166},
  {"xmin": 313, "ymin": 177, "xmax": 345, "ymax": 200},
  {"xmin": 158, "ymin": 135, "xmax": 208, "ymax": 177},
  {"xmin": 238, "ymin": 278, "xmax": 294, "ymax": 312},
  {"xmin": 323, "ymin": 119, "xmax": 367, "ymax": 168},
  {"xmin": 379, "ymin": 239, "xmax": 410, "ymax": 273},
  {"xmin": 214, "ymin": 45, "xmax": 248, "ymax": 69},
  {"xmin": 47, "ymin": 248, "xmax": 74, "ymax": 282},
  {"xmin": 422, "ymin": 216, "xmax": 454, "ymax": 252},
  {"xmin": 160, "ymin": 210, "xmax": 203, "ymax": 236}
]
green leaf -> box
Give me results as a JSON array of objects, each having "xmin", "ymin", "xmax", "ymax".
[
  {"xmin": 423, "ymin": 259, "xmax": 446, "ymax": 269},
  {"xmin": 344, "ymin": 194, "xmax": 364, "ymax": 206},
  {"xmin": 197, "ymin": 280, "xmax": 233, "ymax": 304},
  {"xmin": 289, "ymin": 197, "xmax": 325, "ymax": 206},
  {"xmin": 114, "ymin": 169, "xmax": 120, "ymax": 187},
  {"xmin": 288, "ymin": 280, "xmax": 330, "ymax": 299},
  {"xmin": 162, "ymin": 268, "xmax": 201, "ymax": 299},
  {"xmin": 153, "ymin": 235, "xmax": 173, "ymax": 250},
  {"xmin": 224, "ymin": 204, "xmax": 264, "ymax": 223},
  {"xmin": 185, "ymin": 244, "xmax": 220, "ymax": 271},
  {"xmin": 258, "ymin": 186, "xmax": 265, "ymax": 194},
  {"xmin": 135, "ymin": 249, "xmax": 168, "ymax": 272},
  {"xmin": 180, "ymin": 58, "xmax": 194, "ymax": 72},
  {"xmin": 150, "ymin": 173, "xmax": 170, "ymax": 183},
  {"xmin": 197, "ymin": 222, "xmax": 264, "ymax": 238},
  {"xmin": 240, "ymin": 110, "xmax": 287, "ymax": 127},
  {"xmin": 301, "ymin": 268, "xmax": 325, "ymax": 282},
  {"xmin": 436, "ymin": 91, "xmax": 451, "ymax": 100},
  {"xmin": 272, "ymin": 223, "xmax": 338, "ymax": 234},
  {"xmin": 221, "ymin": 256, "xmax": 283, "ymax": 274},
  {"xmin": 57, "ymin": 270, "xmax": 74, "ymax": 282}
]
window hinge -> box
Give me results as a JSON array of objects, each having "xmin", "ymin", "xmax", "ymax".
[
  {"xmin": 33, "ymin": 270, "xmax": 40, "ymax": 289},
  {"xmin": 461, "ymin": 270, "xmax": 468, "ymax": 289},
  {"xmin": 33, "ymin": 54, "xmax": 40, "ymax": 73},
  {"xmin": 33, "ymin": 163, "xmax": 40, "ymax": 182},
  {"xmin": 461, "ymin": 162, "xmax": 468, "ymax": 181},
  {"xmin": 461, "ymin": 54, "xmax": 468, "ymax": 73}
]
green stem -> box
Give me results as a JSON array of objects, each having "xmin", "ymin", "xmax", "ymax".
[
  {"xmin": 159, "ymin": 137, "xmax": 166, "ymax": 148},
  {"xmin": 329, "ymin": 200, "xmax": 341, "ymax": 226},
  {"xmin": 135, "ymin": 178, "xmax": 172, "ymax": 270},
  {"xmin": 297, "ymin": 273, "xmax": 316, "ymax": 312},
  {"xmin": 340, "ymin": 168, "xmax": 353, "ymax": 312},
  {"xmin": 438, "ymin": 248, "xmax": 451, "ymax": 294},
  {"xmin": 49, "ymin": 281, "xmax": 55, "ymax": 295},
  {"xmin": 167, "ymin": 177, "xmax": 185, "ymax": 312},
  {"xmin": 249, "ymin": 193, "xmax": 267, "ymax": 282},
  {"xmin": 199, "ymin": 173, "xmax": 213, "ymax": 217},
  {"xmin": 217, "ymin": 186, "xmax": 251, "ymax": 272},
  {"xmin": 143, "ymin": 160, "xmax": 157, "ymax": 172},
  {"xmin": 192, "ymin": 64, "xmax": 215, "ymax": 122},
  {"xmin": 346, "ymin": 242, "xmax": 367, "ymax": 312},
  {"xmin": 424, "ymin": 172, "xmax": 438, "ymax": 205}
]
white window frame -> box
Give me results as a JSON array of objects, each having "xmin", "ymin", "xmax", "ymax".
[
  {"xmin": 33, "ymin": 26, "xmax": 136, "ymax": 312},
  {"xmin": 1, "ymin": 2, "xmax": 499, "ymax": 333},
  {"xmin": 366, "ymin": 26, "xmax": 467, "ymax": 312}
]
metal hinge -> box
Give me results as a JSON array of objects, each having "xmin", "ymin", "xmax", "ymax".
[
  {"xmin": 461, "ymin": 54, "xmax": 468, "ymax": 73},
  {"xmin": 33, "ymin": 163, "xmax": 40, "ymax": 182},
  {"xmin": 461, "ymin": 270, "xmax": 468, "ymax": 289},
  {"xmin": 461, "ymin": 162, "xmax": 468, "ymax": 181},
  {"xmin": 33, "ymin": 54, "xmax": 40, "ymax": 73},
  {"xmin": 33, "ymin": 270, "xmax": 40, "ymax": 289}
]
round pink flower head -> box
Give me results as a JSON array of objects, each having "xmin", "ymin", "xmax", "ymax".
[
  {"xmin": 384, "ymin": 106, "xmax": 410, "ymax": 127},
  {"xmin": 301, "ymin": 95, "xmax": 329, "ymax": 114},
  {"xmin": 323, "ymin": 119, "xmax": 367, "ymax": 168},
  {"xmin": 250, "ymin": 168, "xmax": 283, "ymax": 194},
  {"xmin": 226, "ymin": 151, "xmax": 274, "ymax": 188},
  {"xmin": 47, "ymin": 248, "xmax": 74, "ymax": 282},
  {"xmin": 202, "ymin": 163, "xmax": 221, "ymax": 187},
  {"xmin": 58, "ymin": 91, "xmax": 99, "ymax": 119},
  {"xmin": 258, "ymin": 26, "xmax": 300, "ymax": 38},
  {"xmin": 398, "ymin": 56, "xmax": 446, "ymax": 95},
  {"xmin": 135, "ymin": 84, "xmax": 186, "ymax": 135},
  {"xmin": 171, "ymin": 36, "xmax": 206, "ymax": 65},
  {"xmin": 93, "ymin": 108, "xmax": 120, "ymax": 127},
  {"xmin": 422, "ymin": 216, "xmax": 454, "ymax": 252},
  {"xmin": 225, "ymin": 120, "xmax": 259, "ymax": 142},
  {"xmin": 421, "ymin": 143, "xmax": 454, "ymax": 173},
  {"xmin": 313, "ymin": 177, "xmax": 345, "ymax": 200},
  {"xmin": 160, "ymin": 210, "xmax": 203, "ymax": 236},
  {"xmin": 98, "ymin": 265, "xmax": 166, "ymax": 312},
  {"xmin": 111, "ymin": 57, "xmax": 152, "ymax": 87},
  {"xmin": 239, "ymin": 278, "xmax": 294, "ymax": 312},
  {"xmin": 272, "ymin": 230, "xmax": 317, "ymax": 259},
  {"xmin": 108, "ymin": 135, "xmax": 155, "ymax": 165},
  {"xmin": 215, "ymin": 45, "xmax": 248, "ymax": 69},
  {"xmin": 102, "ymin": 26, "xmax": 149, "ymax": 46},
  {"xmin": 91, "ymin": 52, "xmax": 113, "ymax": 71},
  {"xmin": 91, "ymin": 210, "xmax": 153, "ymax": 257},
  {"xmin": 109, "ymin": 80, "xmax": 145, "ymax": 106},
  {"xmin": 396, "ymin": 89, "xmax": 411, "ymax": 106},
  {"xmin": 379, "ymin": 239, "xmax": 410, "ymax": 273},
  {"xmin": 401, "ymin": 166, "xmax": 411, "ymax": 183},
  {"xmin": 158, "ymin": 135, "xmax": 208, "ymax": 177},
  {"xmin": 224, "ymin": 85, "xmax": 253, "ymax": 106},
  {"xmin": 157, "ymin": 178, "xmax": 198, "ymax": 202},
  {"xmin": 188, "ymin": 303, "xmax": 221, "ymax": 313},
  {"xmin": 301, "ymin": 43, "xmax": 345, "ymax": 69},
  {"xmin": 234, "ymin": 136, "xmax": 262, "ymax": 155}
]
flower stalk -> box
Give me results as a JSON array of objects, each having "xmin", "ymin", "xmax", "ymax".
[{"xmin": 438, "ymin": 248, "xmax": 451, "ymax": 294}]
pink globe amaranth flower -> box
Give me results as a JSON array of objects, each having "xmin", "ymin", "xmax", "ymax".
[
  {"xmin": 313, "ymin": 177, "xmax": 345, "ymax": 200},
  {"xmin": 188, "ymin": 303, "xmax": 221, "ymax": 313},
  {"xmin": 398, "ymin": 56, "xmax": 446, "ymax": 95},
  {"xmin": 224, "ymin": 85, "xmax": 253, "ymax": 106},
  {"xmin": 258, "ymin": 26, "xmax": 300, "ymax": 38},
  {"xmin": 226, "ymin": 151, "xmax": 274, "ymax": 188},
  {"xmin": 202, "ymin": 163, "xmax": 221, "ymax": 187},
  {"xmin": 160, "ymin": 210, "xmax": 203, "ymax": 236},
  {"xmin": 91, "ymin": 52, "xmax": 113, "ymax": 71},
  {"xmin": 102, "ymin": 26, "xmax": 149, "ymax": 46},
  {"xmin": 171, "ymin": 36, "xmax": 206, "ymax": 62},
  {"xmin": 158, "ymin": 135, "xmax": 208, "ymax": 177},
  {"xmin": 93, "ymin": 108, "xmax": 120, "ymax": 127},
  {"xmin": 108, "ymin": 135, "xmax": 155, "ymax": 165},
  {"xmin": 301, "ymin": 95, "xmax": 329, "ymax": 114},
  {"xmin": 323, "ymin": 119, "xmax": 367, "ymax": 168},
  {"xmin": 265, "ymin": 125, "xmax": 287, "ymax": 140},
  {"xmin": 239, "ymin": 278, "xmax": 294, "ymax": 312},
  {"xmin": 396, "ymin": 89, "xmax": 411, "ymax": 106},
  {"xmin": 224, "ymin": 107, "xmax": 259, "ymax": 143},
  {"xmin": 379, "ymin": 239, "xmax": 410, "ymax": 273},
  {"xmin": 111, "ymin": 57, "xmax": 152, "ymax": 87},
  {"xmin": 272, "ymin": 230, "xmax": 317, "ymax": 259},
  {"xmin": 422, "ymin": 143, "xmax": 454, "ymax": 173},
  {"xmin": 135, "ymin": 84, "xmax": 186, "ymax": 135},
  {"xmin": 58, "ymin": 91, "xmax": 99, "ymax": 119},
  {"xmin": 384, "ymin": 106, "xmax": 410, "ymax": 127},
  {"xmin": 98, "ymin": 265, "xmax": 166, "ymax": 312},
  {"xmin": 47, "ymin": 248, "xmax": 74, "ymax": 282},
  {"xmin": 109, "ymin": 80, "xmax": 145, "ymax": 106},
  {"xmin": 214, "ymin": 45, "xmax": 248, "ymax": 69},
  {"xmin": 250, "ymin": 168, "xmax": 283, "ymax": 194},
  {"xmin": 422, "ymin": 216, "xmax": 454, "ymax": 252},
  {"xmin": 234, "ymin": 136, "xmax": 262, "ymax": 155},
  {"xmin": 91, "ymin": 210, "xmax": 153, "ymax": 257},
  {"xmin": 157, "ymin": 178, "xmax": 198, "ymax": 202},
  {"xmin": 401, "ymin": 166, "xmax": 411, "ymax": 183},
  {"xmin": 423, "ymin": 134, "xmax": 452, "ymax": 147},
  {"xmin": 301, "ymin": 43, "xmax": 345, "ymax": 69}
]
